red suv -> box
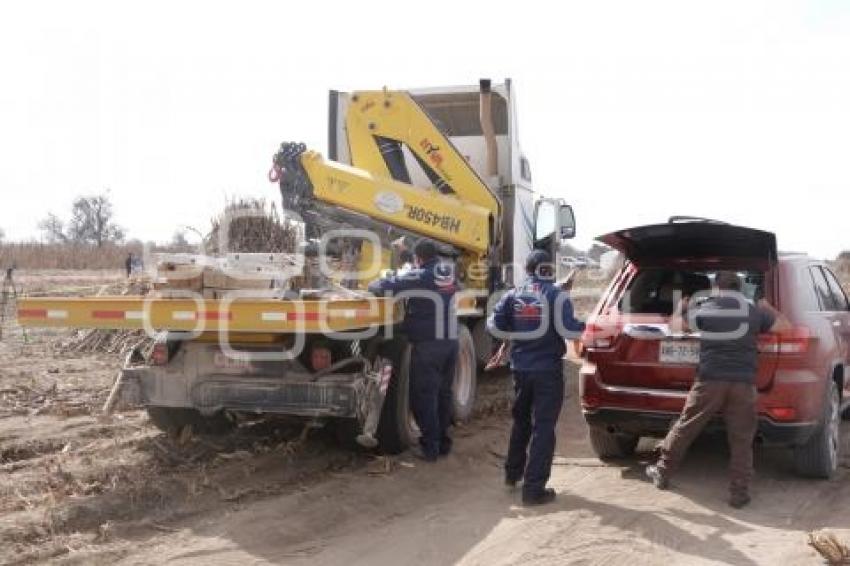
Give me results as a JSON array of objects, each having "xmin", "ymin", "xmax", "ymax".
[{"xmin": 580, "ymin": 218, "xmax": 850, "ymax": 478}]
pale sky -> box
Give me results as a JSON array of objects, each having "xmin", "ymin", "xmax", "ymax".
[{"xmin": 1, "ymin": 1, "xmax": 849, "ymax": 258}]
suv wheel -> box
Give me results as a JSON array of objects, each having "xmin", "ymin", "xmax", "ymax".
[
  {"xmin": 588, "ymin": 426, "xmax": 640, "ymax": 460},
  {"xmin": 794, "ymin": 381, "xmax": 841, "ymax": 479}
]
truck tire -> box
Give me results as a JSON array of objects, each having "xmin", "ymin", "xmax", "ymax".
[
  {"xmin": 453, "ymin": 325, "xmax": 477, "ymax": 422},
  {"xmin": 146, "ymin": 406, "xmax": 234, "ymax": 436},
  {"xmin": 471, "ymin": 318, "xmax": 495, "ymax": 369},
  {"xmin": 794, "ymin": 381, "xmax": 841, "ymax": 479},
  {"xmin": 375, "ymin": 338, "xmax": 418, "ymax": 454},
  {"xmin": 588, "ymin": 425, "xmax": 639, "ymax": 460}
]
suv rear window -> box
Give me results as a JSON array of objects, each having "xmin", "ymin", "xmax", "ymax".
[{"xmin": 618, "ymin": 268, "xmax": 765, "ymax": 315}]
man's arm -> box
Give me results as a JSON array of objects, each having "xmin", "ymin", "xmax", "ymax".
[
  {"xmin": 557, "ymin": 291, "xmax": 586, "ymax": 336},
  {"xmin": 668, "ymin": 296, "xmax": 690, "ymax": 334},
  {"xmin": 758, "ymin": 299, "xmax": 793, "ymax": 333},
  {"xmin": 367, "ymin": 271, "xmax": 423, "ymax": 296},
  {"xmin": 487, "ymin": 291, "xmax": 514, "ymax": 334}
]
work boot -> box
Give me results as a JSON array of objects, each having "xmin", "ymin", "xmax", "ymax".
[
  {"xmin": 645, "ymin": 464, "xmax": 670, "ymax": 490},
  {"xmin": 439, "ymin": 437, "xmax": 453, "ymax": 457},
  {"xmin": 522, "ymin": 487, "xmax": 556, "ymax": 506},
  {"xmin": 410, "ymin": 445, "xmax": 438, "ymax": 463},
  {"xmin": 729, "ymin": 491, "xmax": 751, "ymax": 509},
  {"xmin": 504, "ymin": 476, "xmax": 520, "ymax": 490}
]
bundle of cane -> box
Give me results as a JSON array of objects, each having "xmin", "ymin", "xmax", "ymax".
[
  {"xmin": 205, "ymin": 198, "xmax": 299, "ymax": 254},
  {"xmin": 808, "ymin": 530, "xmax": 850, "ymax": 565}
]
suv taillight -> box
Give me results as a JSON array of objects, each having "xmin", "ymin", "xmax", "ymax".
[
  {"xmin": 581, "ymin": 320, "xmax": 619, "ymax": 350},
  {"xmin": 758, "ymin": 326, "xmax": 812, "ymax": 355}
]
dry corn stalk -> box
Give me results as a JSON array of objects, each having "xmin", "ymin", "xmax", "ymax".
[
  {"xmin": 205, "ymin": 198, "xmax": 299, "ymax": 254},
  {"xmin": 808, "ymin": 530, "xmax": 850, "ymax": 565}
]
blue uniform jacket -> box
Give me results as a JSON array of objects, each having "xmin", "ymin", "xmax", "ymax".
[
  {"xmin": 367, "ymin": 259, "xmax": 459, "ymax": 343},
  {"xmin": 487, "ymin": 276, "xmax": 586, "ymax": 372}
]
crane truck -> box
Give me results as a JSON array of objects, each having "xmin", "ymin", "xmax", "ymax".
[{"xmin": 18, "ymin": 79, "xmax": 576, "ymax": 452}]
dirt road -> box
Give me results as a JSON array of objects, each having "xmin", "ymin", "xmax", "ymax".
[
  {"xmin": 1, "ymin": 271, "xmax": 849, "ymax": 565},
  {"xmin": 3, "ymin": 351, "xmax": 848, "ymax": 565},
  {"xmin": 105, "ymin": 377, "xmax": 850, "ymax": 566}
]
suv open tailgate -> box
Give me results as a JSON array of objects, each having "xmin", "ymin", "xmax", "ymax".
[
  {"xmin": 597, "ymin": 221, "xmax": 777, "ymax": 265},
  {"xmin": 588, "ymin": 220, "xmax": 780, "ymax": 393}
]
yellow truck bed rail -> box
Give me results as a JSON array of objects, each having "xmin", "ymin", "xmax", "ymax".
[{"xmin": 18, "ymin": 296, "xmax": 403, "ymax": 334}]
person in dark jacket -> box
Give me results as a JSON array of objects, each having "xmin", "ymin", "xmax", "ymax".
[
  {"xmin": 488, "ymin": 250, "xmax": 586, "ymax": 505},
  {"xmin": 646, "ymin": 271, "xmax": 791, "ymax": 508},
  {"xmin": 368, "ymin": 239, "xmax": 459, "ymax": 461}
]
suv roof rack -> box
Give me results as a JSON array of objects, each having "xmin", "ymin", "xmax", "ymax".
[{"xmin": 667, "ymin": 216, "xmax": 729, "ymax": 225}]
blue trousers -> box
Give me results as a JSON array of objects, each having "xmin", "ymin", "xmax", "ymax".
[
  {"xmin": 505, "ymin": 369, "xmax": 565, "ymax": 495},
  {"xmin": 410, "ymin": 339, "xmax": 458, "ymax": 458}
]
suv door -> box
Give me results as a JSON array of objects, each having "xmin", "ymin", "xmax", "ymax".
[
  {"xmin": 818, "ymin": 266, "xmax": 850, "ymax": 398},
  {"xmin": 808, "ymin": 264, "xmax": 846, "ymax": 374}
]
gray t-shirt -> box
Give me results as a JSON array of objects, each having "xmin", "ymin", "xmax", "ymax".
[{"xmin": 693, "ymin": 296, "xmax": 776, "ymax": 383}]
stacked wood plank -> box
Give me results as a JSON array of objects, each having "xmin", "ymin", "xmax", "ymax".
[{"xmin": 153, "ymin": 253, "xmax": 302, "ymax": 298}]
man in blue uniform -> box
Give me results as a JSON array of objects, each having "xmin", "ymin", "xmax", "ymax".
[
  {"xmin": 368, "ymin": 239, "xmax": 459, "ymax": 462},
  {"xmin": 488, "ymin": 250, "xmax": 585, "ymax": 505}
]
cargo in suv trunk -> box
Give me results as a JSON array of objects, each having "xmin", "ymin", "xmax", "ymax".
[{"xmin": 584, "ymin": 220, "xmax": 780, "ymax": 392}]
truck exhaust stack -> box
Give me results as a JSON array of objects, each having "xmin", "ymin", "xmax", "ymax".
[{"xmin": 479, "ymin": 79, "xmax": 499, "ymax": 180}]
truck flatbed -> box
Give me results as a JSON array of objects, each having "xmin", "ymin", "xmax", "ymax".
[{"xmin": 17, "ymin": 296, "xmax": 402, "ymax": 333}]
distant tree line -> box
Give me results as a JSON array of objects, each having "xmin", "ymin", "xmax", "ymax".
[{"xmin": 39, "ymin": 194, "xmax": 125, "ymax": 247}]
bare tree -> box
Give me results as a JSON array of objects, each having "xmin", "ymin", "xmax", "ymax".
[
  {"xmin": 38, "ymin": 213, "xmax": 68, "ymax": 243},
  {"xmin": 67, "ymin": 194, "xmax": 125, "ymax": 247}
]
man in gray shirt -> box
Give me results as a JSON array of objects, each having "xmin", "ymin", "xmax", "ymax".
[{"xmin": 646, "ymin": 271, "xmax": 791, "ymax": 508}]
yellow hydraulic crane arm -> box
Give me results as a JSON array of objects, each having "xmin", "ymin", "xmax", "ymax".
[
  {"xmin": 299, "ymin": 151, "xmax": 492, "ymax": 255},
  {"xmin": 273, "ymin": 88, "xmax": 501, "ymax": 260},
  {"xmin": 344, "ymin": 90, "xmax": 501, "ymax": 217}
]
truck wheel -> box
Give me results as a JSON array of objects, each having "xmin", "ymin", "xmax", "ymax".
[
  {"xmin": 588, "ymin": 426, "xmax": 639, "ymax": 460},
  {"xmin": 375, "ymin": 338, "xmax": 418, "ymax": 454},
  {"xmin": 453, "ymin": 325, "xmax": 477, "ymax": 422},
  {"xmin": 471, "ymin": 318, "xmax": 495, "ymax": 369},
  {"xmin": 146, "ymin": 406, "xmax": 234, "ymax": 436},
  {"xmin": 794, "ymin": 381, "xmax": 840, "ymax": 479}
]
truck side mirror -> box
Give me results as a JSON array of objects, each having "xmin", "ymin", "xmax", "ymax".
[{"xmin": 559, "ymin": 205, "xmax": 576, "ymax": 240}]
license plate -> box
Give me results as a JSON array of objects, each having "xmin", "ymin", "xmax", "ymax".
[
  {"xmin": 659, "ymin": 341, "xmax": 700, "ymax": 364},
  {"xmin": 213, "ymin": 352, "xmax": 253, "ymax": 371}
]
